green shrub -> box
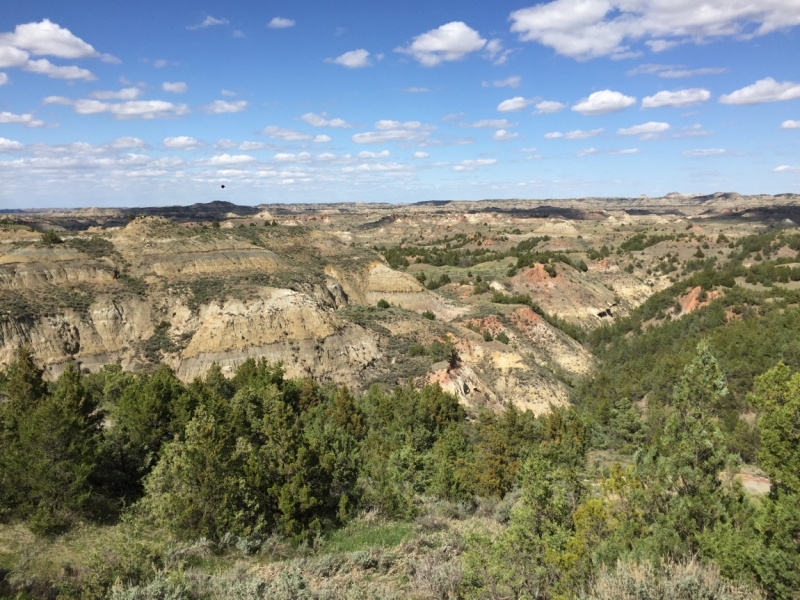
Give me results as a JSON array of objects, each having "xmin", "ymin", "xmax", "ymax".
[
  {"xmin": 422, "ymin": 310, "xmax": 435, "ymax": 320},
  {"xmin": 377, "ymin": 299, "xmax": 390, "ymax": 309},
  {"xmin": 41, "ymin": 230, "xmax": 63, "ymax": 245}
]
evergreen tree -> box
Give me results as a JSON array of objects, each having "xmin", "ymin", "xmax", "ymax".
[{"xmin": 634, "ymin": 340, "xmax": 741, "ymax": 557}]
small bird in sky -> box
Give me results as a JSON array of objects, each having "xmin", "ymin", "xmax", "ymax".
[{"xmin": 221, "ymin": 185, "xmax": 226, "ymax": 189}]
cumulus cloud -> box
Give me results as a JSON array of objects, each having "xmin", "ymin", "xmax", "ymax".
[
  {"xmin": 642, "ymin": 88, "xmax": 710, "ymax": 108},
  {"xmin": 577, "ymin": 147, "xmax": 597, "ymax": 157},
  {"xmin": 221, "ymin": 89, "xmax": 236, "ymax": 96},
  {"xmin": 268, "ymin": 17, "xmax": 295, "ymax": 29},
  {"xmin": 314, "ymin": 135, "xmax": 332, "ymax": 143},
  {"xmin": 404, "ymin": 87, "xmax": 429, "ymax": 93},
  {"xmin": 261, "ymin": 126, "xmax": 313, "ymax": 142},
  {"xmin": 44, "ymin": 96, "xmax": 190, "ymax": 120},
  {"xmin": 720, "ymin": 78, "xmax": 800, "ymax": 105},
  {"xmin": 534, "ymin": 100, "xmax": 567, "ymax": 114},
  {"xmin": 0, "ymin": 46, "xmax": 29, "ymax": 68},
  {"xmin": 91, "ymin": 87, "xmax": 141, "ymax": 100},
  {"xmin": 493, "ymin": 129, "xmax": 518, "ymax": 141},
  {"xmin": 483, "ymin": 75, "xmax": 521, "ymax": 89},
  {"xmin": 572, "ymin": 90, "xmax": 636, "ymax": 115},
  {"xmin": 782, "ymin": 120, "xmax": 800, "ymax": 129},
  {"xmin": 684, "ymin": 148, "xmax": 727, "ymax": 156},
  {"xmin": 375, "ymin": 120, "xmax": 425, "ymax": 130},
  {"xmin": 0, "ymin": 111, "xmax": 45, "ymax": 128},
  {"xmin": 163, "ymin": 136, "xmax": 204, "ymax": 150},
  {"xmin": 498, "ymin": 96, "xmax": 534, "ymax": 112},
  {"xmin": 0, "ymin": 137, "xmax": 23, "ymax": 152},
  {"xmin": 274, "ymin": 152, "xmax": 311, "ymax": 162},
  {"xmin": 327, "ymin": 49, "xmax": 371, "ymax": 68},
  {"xmin": 775, "ymin": 165, "xmax": 800, "ymax": 172},
  {"xmin": 24, "ymin": 58, "xmax": 95, "ymax": 80},
  {"xmin": 463, "ymin": 119, "xmax": 513, "ymax": 128},
  {"xmin": 202, "ymin": 100, "xmax": 248, "ymax": 114},
  {"xmin": 414, "ymin": 151, "xmax": 429, "ymax": 158},
  {"xmin": 617, "ymin": 121, "xmax": 670, "ymax": 139},
  {"xmin": 108, "ymin": 136, "xmax": 148, "ymax": 149},
  {"xmin": 0, "ymin": 19, "xmax": 98, "ymax": 59},
  {"xmin": 162, "ymin": 81, "xmax": 187, "ymax": 93},
  {"xmin": 187, "ymin": 16, "xmax": 229, "ymax": 30},
  {"xmin": 301, "ymin": 112, "xmax": 352, "ymax": 128},
  {"xmin": 508, "ymin": 0, "xmax": 800, "ymax": 60},
  {"xmin": 358, "ymin": 150, "xmax": 390, "ymax": 158},
  {"xmin": 200, "ymin": 154, "xmax": 257, "ymax": 165},
  {"xmin": 395, "ymin": 22, "xmax": 486, "ymax": 66},
  {"xmin": 544, "ymin": 128, "xmax": 604, "ymax": 140}
]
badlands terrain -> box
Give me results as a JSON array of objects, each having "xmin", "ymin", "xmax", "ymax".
[{"xmin": 2, "ymin": 191, "xmax": 799, "ymax": 415}]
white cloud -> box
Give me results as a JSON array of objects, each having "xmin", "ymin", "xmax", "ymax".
[
  {"xmin": 577, "ymin": 148, "xmax": 597, "ymax": 157},
  {"xmin": 775, "ymin": 165, "xmax": 800, "ymax": 172},
  {"xmin": 684, "ymin": 148, "xmax": 726, "ymax": 156},
  {"xmin": 404, "ymin": 87, "xmax": 429, "ymax": 93},
  {"xmin": 46, "ymin": 97, "xmax": 190, "ymax": 120},
  {"xmin": 187, "ymin": 16, "xmax": 229, "ymax": 30},
  {"xmin": 572, "ymin": 90, "xmax": 636, "ymax": 115},
  {"xmin": 720, "ymin": 78, "xmax": 800, "ymax": 105},
  {"xmin": 781, "ymin": 120, "xmax": 800, "ymax": 129},
  {"xmin": 261, "ymin": 126, "xmax": 313, "ymax": 142},
  {"xmin": 452, "ymin": 158, "xmax": 497, "ymax": 171},
  {"xmin": 414, "ymin": 151, "xmax": 429, "ymax": 158},
  {"xmin": 327, "ymin": 49, "xmax": 371, "ymax": 68},
  {"xmin": 0, "ymin": 137, "xmax": 23, "ymax": 152},
  {"xmin": 238, "ymin": 142, "xmax": 271, "ymax": 151},
  {"xmin": 484, "ymin": 39, "xmax": 511, "ymax": 65},
  {"xmin": 642, "ymin": 88, "xmax": 710, "ymax": 108},
  {"xmin": 609, "ymin": 148, "xmax": 640, "ymax": 154},
  {"xmin": 0, "ymin": 46, "xmax": 29, "ymax": 68},
  {"xmin": 153, "ymin": 59, "xmax": 169, "ymax": 68},
  {"xmin": 566, "ymin": 128, "xmax": 604, "ymax": 139},
  {"xmin": 358, "ymin": 150, "xmax": 390, "ymax": 158},
  {"xmin": 545, "ymin": 128, "xmax": 604, "ymax": 140},
  {"xmin": 202, "ymin": 100, "xmax": 248, "ymax": 114},
  {"xmin": 493, "ymin": 129, "xmax": 518, "ymax": 141},
  {"xmin": 268, "ymin": 17, "xmax": 295, "ymax": 29},
  {"xmin": 108, "ymin": 136, "xmax": 148, "ymax": 149},
  {"xmin": 534, "ymin": 100, "xmax": 566, "ymax": 114},
  {"xmin": 618, "ymin": 121, "xmax": 671, "ymax": 138},
  {"xmin": 163, "ymin": 136, "xmax": 204, "ymax": 150},
  {"xmin": 314, "ymin": 135, "xmax": 331, "ymax": 143},
  {"xmin": 162, "ymin": 81, "xmax": 187, "ymax": 93},
  {"xmin": 375, "ymin": 120, "xmax": 424, "ymax": 130},
  {"xmin": 0, "ymin": 73, "xmax": 8, "ymax": 85},
  {"xmin": 497, "ymin": 96, "xmax": 534, "ymax": 112},
  {"xmin": 395, "ymin": 22, "xmax": 486, "ymax": 66},
  {"xmin": 202, "ymin": 154, "xmax": 257, "ymax": 166},
  {"xmin": 463, "ymin": 119, "xmax": 513, "ymax": 128},
  {"xmin": 509, "ymin": 0, "xmax": 800, "ymax": 60},
  {"xmin": 483, "ymin": 76, "xmax": 521, "ymax": 89},
  {"xmin": 221, "ymin": 89, "xmax": 236, "ymax": 96},
  {"xmin": 520, "ymin": 147, "xmax": 538, "ymax": 152},
  {"xmin": 91, "ymin": 87, "xmax": 141, "ymax": 100},
  {"xmin": 352, "ymin": 129, "xmax": 428, "ymax": 144},
  {"xmin": 660, "ymin": 67, "xmax": 727, "ymax": 78},
  {"xmin": 674, "ymin": 124, "xmax": 714, "ymax": 138},
  {"xmin": 0, "ymin": 19, "xmax": 97, "ymax": 58},
  {"xmin": 274, "ymin": 152, "xmax": 311, "ymax": 162},
  {"xmin": 24, "ymin": 58, "xmax": 95, "ymax": 80},
  {"xmin": 301, "ymin": 112, "xmax": 352, "ymax": 128},
  {"xmin": 0, "ymin": 111, "xmax": 45, "ymax": 128}
]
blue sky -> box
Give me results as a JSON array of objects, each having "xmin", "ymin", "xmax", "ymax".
[{"xmin": 1, "ymin": 0, "xmax": 799, "ymax": 208}]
